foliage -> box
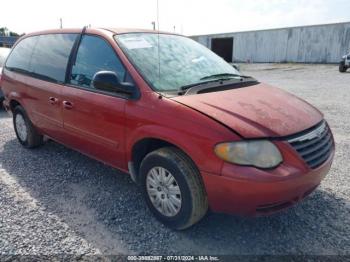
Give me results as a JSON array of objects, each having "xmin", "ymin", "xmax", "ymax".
[{"xmin": 0, "ymin": 27, "xmax": 20, "ymax": 37}]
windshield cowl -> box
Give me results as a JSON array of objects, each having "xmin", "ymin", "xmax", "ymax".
[{"xmin": 180, "ymin": 77, "xmax": 259, "ymax": 96}]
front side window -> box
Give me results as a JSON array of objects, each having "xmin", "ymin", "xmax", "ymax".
[
  {"xmin": 115, "ymin": 33, "xmax": 241, "ymax": 92},
  {"xmin": 31, "ymin": 34, "xmax": 77, "ymax": 83},
  {"xmin": 5, "ymin": 36, "xmax": 38, "ymax": 73},
  {"xmin": 70, "ymin": 35, "xmax": 126, "ymax": 88}
]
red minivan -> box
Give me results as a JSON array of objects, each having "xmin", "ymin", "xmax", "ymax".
[{"xmin": 0, "ymin": 28, "xmax": 334, "ymax": 229}]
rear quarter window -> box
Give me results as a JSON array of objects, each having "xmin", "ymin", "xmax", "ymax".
[
  {"xmin": 5, "ymin": 34, "xmax": 77, "ymax": 83},
  {"xmin": 5, "ymin": 36, "xmax": 38, "ymax": 73}
]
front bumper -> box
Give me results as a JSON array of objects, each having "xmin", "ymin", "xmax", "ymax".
[{"xmin": 201, "ymin": 149, "xmax": 334, "ymax": 216}]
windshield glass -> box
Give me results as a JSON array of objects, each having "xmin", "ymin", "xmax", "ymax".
[{"xmin": 115, "ymin": 33, "xmax": 240, "ymax": 91}]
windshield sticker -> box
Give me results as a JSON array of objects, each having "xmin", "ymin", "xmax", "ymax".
[{"xmin": 119, "ymin": 37, "xmax": 153, "ymax": 49}]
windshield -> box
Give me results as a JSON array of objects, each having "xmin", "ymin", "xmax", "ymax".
[{"xmin": 115, "ymin": 33, "xmax": 240, "ymax": 92}]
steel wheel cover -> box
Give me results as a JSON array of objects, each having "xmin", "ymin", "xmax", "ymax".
[
  {"xmin": 146, "ymin": 166, "xmax": 182, "ymax": 217},
  {"xmin": 15, "ymin": 114, "xmax": 27, "ymax": 142}
]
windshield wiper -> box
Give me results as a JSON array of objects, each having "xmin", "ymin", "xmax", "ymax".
[
  {"xmin": 180, "ymin": 78, "xmax": 234, "ymax": 92},
  {"xmin": 200, "ymin": 73, "xmax": 248, "ymax": 80},
  {"xmin": 178, "ymin": 75, "xmax": 257, "ymax": 95}
]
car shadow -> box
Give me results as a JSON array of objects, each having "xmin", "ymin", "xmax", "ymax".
[{"xmin": 0, "ymin": 138, "xmax": 348, "ymax": 255}]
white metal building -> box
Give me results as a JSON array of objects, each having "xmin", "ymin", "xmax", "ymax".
[{"xmin": 191, "ymin": 22, "xmax": 350, "ymax": 64}]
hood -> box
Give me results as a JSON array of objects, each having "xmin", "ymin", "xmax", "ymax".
[{"xmin": 172, "ymin": 83, "xmax": 323, "ymax": 138}]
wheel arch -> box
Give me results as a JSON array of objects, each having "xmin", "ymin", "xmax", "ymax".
[
  {"xmin": 9, "ymin": 99, "xmax": 21, "ymax": 111},
  {"xmin": 129, "ymin": 137, "xmax": 198, "ymax": 184}
]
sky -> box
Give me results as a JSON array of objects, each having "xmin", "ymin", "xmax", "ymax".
[{"xmin": 1, "ymin": 0, "xmax": 350, "ymax": 36}]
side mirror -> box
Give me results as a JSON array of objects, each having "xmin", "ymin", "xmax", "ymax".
[{"xmin": 92, "ymin": 71, "xmax": 138, "ymax": 98}]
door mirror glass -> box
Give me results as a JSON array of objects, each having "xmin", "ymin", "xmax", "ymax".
[{"xmin": 92, "ymin": 71, "xmax": 137, "ymax": 98}]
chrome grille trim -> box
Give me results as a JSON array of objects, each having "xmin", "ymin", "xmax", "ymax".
[
  {"xmin": 286, "ymin": 121, "xmax": 333, "ymax": 169},
  {"xmin": 288, "ymin": 121, "xmax": 327, "ymax": 143}
]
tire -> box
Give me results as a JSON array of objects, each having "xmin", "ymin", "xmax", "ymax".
[
  {"xmin": 13, "ymin": 105, "xmax": 43, "ymax": 148},
  {"xmin": 140, "ymin": 147, "xmax": 208, "ymax": 230},
  {"xmin": 0, "ymin": 92, "xmax": 4, "ymax": 109},
  {"xmin": 339, "ymin": 61, "xmax": 347, "ymax": 72}
]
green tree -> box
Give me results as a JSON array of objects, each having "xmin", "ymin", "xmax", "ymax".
[
  {"xmin": 0, "ymin": 27, "xmax": 8, "ymax": 36},
  {"xmin": 0, "ymin": 27, "xmax": 20, "ymax": 36}
]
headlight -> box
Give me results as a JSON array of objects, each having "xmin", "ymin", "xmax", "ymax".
[{"xmin": 214, "ymin": 140, "xmax": 283, "ymax": 169}]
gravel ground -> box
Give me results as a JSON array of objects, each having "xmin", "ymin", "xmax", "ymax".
[{"xmin": 0, "ymin": 63, "xmax": 349, "ymax": 257}]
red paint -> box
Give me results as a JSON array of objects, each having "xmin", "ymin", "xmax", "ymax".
[
  {"xmin": 1, "ymin": 28, "xmax": 335, "ymax": 216},
  {"xmin": 173, "ymin": 84, "xmax": 323, "ymax": 138},
  {"xmin": 204, "ymin": 145, "xmax": 334, "ymax": 215}
]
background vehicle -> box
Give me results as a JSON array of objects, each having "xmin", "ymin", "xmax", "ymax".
[
  {"xmin": 339, "ymin": 52, "xmax": 350, "ymax": 72},
  {"xmin": 1, "ymin": 28, "xmax": 334, "ymax": 230},
  {"xmin": 0, "ymin": 47, "xmax": 11, "ymax": 105}
]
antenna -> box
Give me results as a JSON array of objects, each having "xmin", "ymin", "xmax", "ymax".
[{"xmin": 156, "ymin": 0, "xmax": 160, "ymax": 31}]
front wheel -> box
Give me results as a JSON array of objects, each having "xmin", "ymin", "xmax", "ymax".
[
  {"xmin": 140, "ymin": 147, "xmax": 208, "ymax": 230},
  {"xmin": 13, "ymin": 106, "xmax": 43, "ymax": 148}
]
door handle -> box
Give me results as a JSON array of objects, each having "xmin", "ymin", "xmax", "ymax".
[
  {"xmin": 63, "ymin": 101, "xmax": 74, "ymax": 109},
  {"xmin": 49, "ymin": 97, "xmax": 59, "ymax": 105}
]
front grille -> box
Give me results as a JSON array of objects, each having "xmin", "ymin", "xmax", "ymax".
[{"xmin": 287, "ymin": 121, "xmax": 333, "ymax": 169}]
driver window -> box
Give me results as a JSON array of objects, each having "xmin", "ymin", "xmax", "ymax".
[{"xmin": 70, "ymin": 35, "xmax": 126, "ymax": 89}]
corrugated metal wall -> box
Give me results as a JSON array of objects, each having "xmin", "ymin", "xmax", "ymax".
[{"xmin": 191, "ymin": 22, "xmax": 350, "ymax": 63}]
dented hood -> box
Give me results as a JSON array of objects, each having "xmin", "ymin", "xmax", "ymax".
[{"xmin": 172, "ymin": 83, "xmax": 323, "ymax": 138}]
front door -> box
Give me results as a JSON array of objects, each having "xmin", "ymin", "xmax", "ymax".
[{"xmin": 61, "ymin": 35, "xmax": 129, "ymax": 169}]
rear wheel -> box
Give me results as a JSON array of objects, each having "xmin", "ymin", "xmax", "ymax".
[
  {"xmin": 339, "ymin": 61, "xmax": 347, "ymax": 72},
  {"xmin": 13, "ymin": 106, "xmax": 43, "ymax": 148},
  {"xmin": 140, "ymin": 147, "xmax": 208, "ymax": 230}
]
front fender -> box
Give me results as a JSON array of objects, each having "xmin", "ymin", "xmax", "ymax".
[
  {"xmin": 126, "ymin": 124, "xmax": 225, "ymax": 175},
  {"xmin": 127, "ymin": 124, "xmax": 197, "ymax": 154},
  {"xmin": 124, "ymin": 92, "xmax": 240, "ymax": 175}
]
